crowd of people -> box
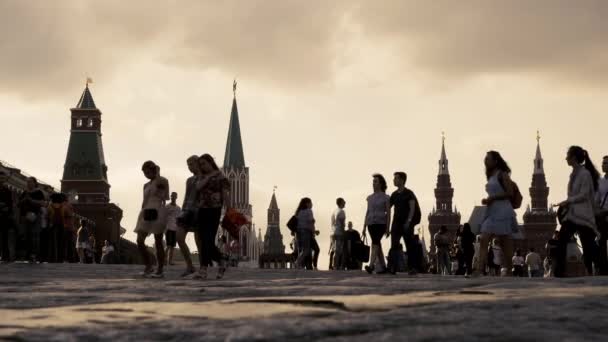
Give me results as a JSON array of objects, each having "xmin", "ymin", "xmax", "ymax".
[
  {"xmin": 2, "ymin": 145, "xmax": 607, "ymax": 280},
  {"xmin": 287, "ymin": 146, "xmax": 608, "ymax": 278},
  {"xmin": 0, "ymin": 172, "xmax": 113, "ymax": 264}
]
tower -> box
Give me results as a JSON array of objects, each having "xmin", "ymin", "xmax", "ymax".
[
  {"xmin": 222, "ymin": 81, "xmax": 253, "ymax": 259},
  {"xmin": 263, "ymin": 189, "xmax": 285, "ymax": 255},
  {"xmin": 60, "ymin": 83, "xmax": 123, "ymax": 252},
  {"xmin": 522, "ymin": 132, "xmax": 557, "ymax": 258},
  {"xmin": 428, "ymin": 134, "xmax": 461, "ymax": 252}
]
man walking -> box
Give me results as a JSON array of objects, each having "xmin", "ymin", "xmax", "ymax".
[
  {"xmin": 165, "ymin": 192, "xmax": 181, "ymax": 266},
  {"xmin": 389, "ymin": 172, "xmax": 420, "ymax": 275},
  {"xmin": 331, "ymin": 198, "xmax": 347, "ymax": 270},
  {"xmin": 525, "ymin": 247, "xmax": 542, "ymax": 277}
]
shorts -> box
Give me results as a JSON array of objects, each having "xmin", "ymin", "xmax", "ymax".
[
  {"xmin": 165, "ymin": 230, "xmax": 177, "ymax": 248},
  {"xmin": 368, "ymin": 224, "xmax": 386, "ymax": 244}
]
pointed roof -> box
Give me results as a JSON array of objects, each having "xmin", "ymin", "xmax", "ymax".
[
  {"xmin": 269, "ymin": 191, "xmax": 279, "ymax": 210},
  {"xmin": 534, "ymin": 131, "xmax": 544, "ymax": 175},
  {"xmin": 223, "ymin": 95, "xmax": 246, "ymax": 168},
  {"xmin": 76, "ymin": 85, "xmax": 97, "ymax": 109},
  {"xmin": 438, "ymin": 134, "xmax": 449, "ymax": 175}
]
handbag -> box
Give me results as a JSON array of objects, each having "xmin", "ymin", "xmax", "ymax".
[
  {"xmin": 143, "ymin": 208, "xmax": 158, "ymax": 222},
  {"xmin": 357, "ymin": 235, "xmax": 371, "ymax": 263},
  {"xmin": 221, "ymin": 208, "xmax": 250, "ymax": 239},
  {"xmin": 176, "ymin": 209, "xmax": 198, "ymax": 229}
]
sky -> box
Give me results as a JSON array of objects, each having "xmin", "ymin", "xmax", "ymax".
[{"xmin": 1, "ymin": 1, "xmax": 607, "ymax": 269}]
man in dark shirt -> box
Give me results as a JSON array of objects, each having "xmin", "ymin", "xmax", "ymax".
[
  {"xmin": 389, "ymin": 172, "xmax": 419, "ymax": 275},
  {"xmin": 0, "ymin": 171, "xmax": 15, "ymax": 262}
]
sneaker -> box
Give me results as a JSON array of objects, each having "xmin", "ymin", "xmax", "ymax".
[
  {"xmin": 139, "ymin": 268, "xmax": 154, "ymax": 277},
  {"xmin": 149, "ymin": 272, "xmax": 164, "ymax": 279},
  {"xmin": 216, "ymin": 267, "xmax": 226, "ymax": 280},
  {"xmin": 180, "ymin": 269, "xmax": 196, "ymax": 278},
  {"xmin": 193, "ymin": 268, "xmax": 208, "ymax": 280},
  {"xmin": 365, "ymin": 266, "xmax": 374, "ymax": 274}
]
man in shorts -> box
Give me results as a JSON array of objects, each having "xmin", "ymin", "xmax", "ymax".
[{"xmin": 165, "ymin": 192, "xmax": 181, "ymax": 266}]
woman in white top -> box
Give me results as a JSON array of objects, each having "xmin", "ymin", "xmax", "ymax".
[
  {"xmin": 134, "ymin": 161, "xmax": 170, "ymax": 278},
  {"xmin": 363, "ymin": 174, "xmax": 391, "ymax": 274},
  {"xmin": 554, "ymin": 146, "xmax": 600, "ymax": 277},
  {"xmin": 478, "ymin": 151, "xmax": 517, "ymax": 276},
  {"xmin": 294, "ymin": 198, "xmax": 315, "ymax": 269}
]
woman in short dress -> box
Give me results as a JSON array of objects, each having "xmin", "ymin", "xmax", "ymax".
[
  {"xmin": 134, "ymin": 161, "xmax": 170, "ymax": 278},
  {"xmin": 478, "ymin": 151, "xmax": 517, "ymax": 276}
]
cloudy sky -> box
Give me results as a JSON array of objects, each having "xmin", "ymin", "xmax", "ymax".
[{"xmin": 1, "ymin": 1, "xmax": 607, "ymax": 268}]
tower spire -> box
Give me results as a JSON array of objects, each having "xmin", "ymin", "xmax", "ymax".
[
  {"xmin": 223, "ymin": 81, "xmax": 246, "ymax": 168},
  {"xmin": 438, "ymin": 132, "xmax": 449, "ymax": 175},
  {"xmin": 534, "ymin": 130, "xmax": 544, "ymax": 175}
]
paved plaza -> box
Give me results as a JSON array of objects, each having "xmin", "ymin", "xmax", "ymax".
[{"xmin": 1, "ymin": 264, "xmax": 607, "ymax": 341}]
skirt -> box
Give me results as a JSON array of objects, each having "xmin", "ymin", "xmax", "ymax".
[{"xmin": 134, "ymin": 206, "xmax": 168, "ymax": 235}]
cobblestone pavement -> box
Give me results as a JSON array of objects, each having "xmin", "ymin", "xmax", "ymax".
[{"xmin": 1, "ymin": 263, "xmax": 607, "ymax": 341}]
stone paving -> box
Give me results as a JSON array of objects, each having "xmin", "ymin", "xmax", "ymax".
[{"xmin": 1, "ymin": 263, "xmax": 607, "ymax": 341}]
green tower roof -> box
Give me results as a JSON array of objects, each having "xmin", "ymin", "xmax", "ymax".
[{"xmin": 223, "ymin": 96, "xmax": 246, "ymax": 168}]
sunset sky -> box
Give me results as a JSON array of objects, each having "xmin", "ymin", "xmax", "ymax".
[{"xmin": 1, "ymin": 1, "xmax": 607, "ymax": 268}]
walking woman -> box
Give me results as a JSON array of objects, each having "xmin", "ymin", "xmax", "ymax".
[
  {"xmin": 175, "ymin": 155, "xmax": 200, "ymax": 277},
  {"xmin": 363, "ymin": 174, "xmax": 391, "ymax": 274},
  {"xmin": 478, "ymin": 151, "xmax": 517, "ymax": 276},
  {"xmin": 458, "ymin": 223, "xmax": 475, "ymax": 277},
  {"xmin": 134, "ymin": 161, "xmax": 170, "ymax": 278},
  {"xmin": 294, "ymin": 198, "xmax": 316, "ymax": 269},
  {"xmin": 554, "ymin": 146, "xmax": 600, "ymax": 277},
  {"xmin": 195, "ymin": 154, "xmax": 230, "ymax": 280}
]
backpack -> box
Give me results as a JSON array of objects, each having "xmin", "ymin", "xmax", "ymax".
[
  {"xmin": 498, "ymin": 173, "xmax": 523, "ymax": 209},
  {"xmin": 286, "ymin": 215, "xmax": 298, "ymax": 233}
]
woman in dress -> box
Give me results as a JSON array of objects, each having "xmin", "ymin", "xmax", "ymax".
[
  {"xmin": 363, "ymin": 174, "xmax": 391, "ymax": 274},
  {"xmin": 478, "ymin": 151, "xmax": 517, "ymax": 276},
  {"xmin": 554, "ymin": 146, "xmax": 600, "ymax": 277},
  {"xmin": 134, "ymin": 161, "xmax": 170, "ymax": 278},
  {"xmin": 195, "ymin": 154, "xmax": 230, "ymax": 280},
  {"xmin": 294, "ymin": 198, "xmax": 315, "ymax": 269}
]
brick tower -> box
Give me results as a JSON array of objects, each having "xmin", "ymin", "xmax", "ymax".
[
  {"xmin": 428, "ymin": 134, "xmax": 461, "ymax": 252},
  {"xmin": 263, "ymin": 189, "xmax": 285, "ymax": 255},
  {"xmin": 60, "ymin": 83, "xmax": 123, "ymax": 254},
  {"xmin": 521, "ymin": 133, "xmax": 557, "ymax": 258}
]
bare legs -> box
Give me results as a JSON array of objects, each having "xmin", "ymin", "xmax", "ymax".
[
  {"xmin": 176, "ymin": 227, "xmax": 195, "ymax": 275},
  {"xmin": 137, "ymin": 232, "xmax": 164, "ymax": 275}
]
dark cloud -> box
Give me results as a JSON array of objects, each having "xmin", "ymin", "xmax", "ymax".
[
  {"xmin": 1, "ymin": 0, "xmax": 608, "ymax": 101},
  {"xmin": 353, "ymin": 1, "xmax": 608, "ymax": 84}
]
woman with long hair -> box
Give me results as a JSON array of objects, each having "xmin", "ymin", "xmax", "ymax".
[
  {"xmin": 477, "ymin": 151, "xmax": 517, "ymax": 276},
  {"xmin": 134, "ymin": 161, "xmax": 170, "ymax": 278},
  {"xmin": 554, "ymin": 146, "xmax": 600, "ymax": 277},
  {"xmin": 363, "ymin": 174, "xmax": 391, "ymax": 274},
  {"xmin": 195, "ymin": 154, "xmax": 230, "ymax": 279},
  {"xmin": 294, "ymin": 197, "xmax": 315, "ymax": 269}
]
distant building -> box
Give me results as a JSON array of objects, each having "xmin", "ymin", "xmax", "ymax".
[
  {"xmin": 428, "ymin": 135, "xmax": 461, "ymax": 253},
  {"xmin": 259, "ymin": 190, "xmax": 293, "ymax": 269}
]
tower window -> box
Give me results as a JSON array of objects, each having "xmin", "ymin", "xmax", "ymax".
[
  {"xmin": 76, "ymin": 119, "xmax": 83, "ymax": 127},
  {"xmin": 87, "ymin": 118, "xmax": 94, "ymax": 127}
]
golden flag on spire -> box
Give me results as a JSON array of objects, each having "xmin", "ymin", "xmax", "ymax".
[
  {"xmin": 86, "ymin": 77, "xmax": 93, "ymax": 86},
  {"xmin": 233, "ymin": 79, "xmax": 237, "ymax": 95}
]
